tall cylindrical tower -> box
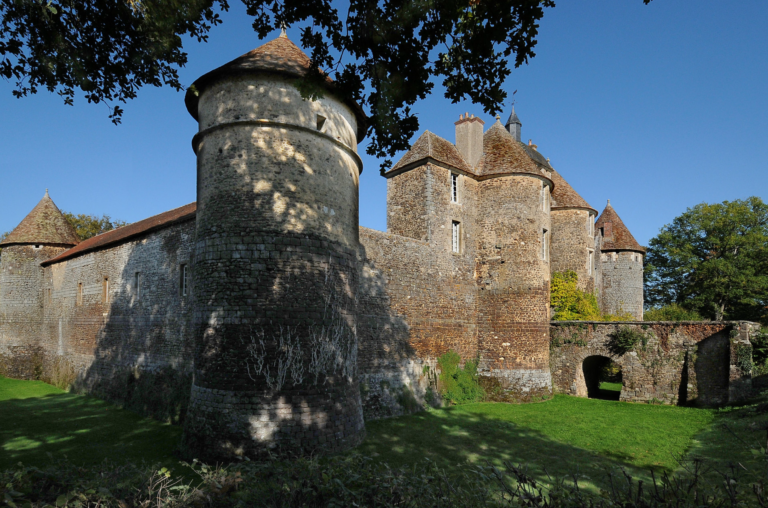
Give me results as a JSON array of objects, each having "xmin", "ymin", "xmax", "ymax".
[
  {"xmin": 182, "ymin": 34, "xmax": 367, "ymax": 459},
  {"xmin": 0, "ymin": 191, "xmax": 79, "ymax": 378},
  {"xmin": 474, "ymin": 121, "xmax": 553, "ymax": 400},
  {"xmin": 595, "ymin": 201, "xmax": 645, "ymax": 319}
]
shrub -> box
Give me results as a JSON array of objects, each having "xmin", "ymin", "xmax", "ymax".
[
  {"xmin": 644, "ymin": 304, "xmax": 704, "ymax": 321},
  {"xmin": 436, "ymin": 350, "xmax": 484, "ymax": 405},
  {"xmin": 609, "ymin": 326, "xmax": 648, "ymax": 355},
  {"xmin": 551, "ymin": 271, "xmax": 635, "ymax": 321}
]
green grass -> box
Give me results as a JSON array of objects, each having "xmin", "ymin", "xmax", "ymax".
[
  {"xmin": 0, "ymin": 375, "xmax": 183, "ymax": 472},
  {"xmin": 599, "ymin": 382, "xmax": 622, "ymax": 392}
]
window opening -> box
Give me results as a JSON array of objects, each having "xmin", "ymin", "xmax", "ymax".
[
  {"xmin": 452, "ymin": 222, "xmax": 461, "ymax": 253},
  {"xmin": 103, "ymin": 277, "xmax": 110, "ymax": 303},
  {"xmin": 181, "ymin": 264, "xmax": 189, "ymax": 296},
  {"xmin": 542, "ymin": 229, "xmax": 549, "ymax": 261},
  {"xmin": 134, "ymin": 272, "xmax": 141, "ymax": 299},
  {"xmin": 77, "ymin": 283, "xmax": 83, "ymax": 306},
  {"xmin": 451, "ymin": 173, "xmax": 459, "ymax": 203},
  {"xmin": 316, "ymin": 114, "xmax": 326, "ymax": 131},
  {"xmin": 588, "ymin": 250, "xmax": 594, "ymax": 275}
]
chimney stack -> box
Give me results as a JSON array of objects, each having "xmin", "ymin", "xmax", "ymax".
[{"xmin": 455, "ymin": 113, "xmax": 484, "ymax": 167}]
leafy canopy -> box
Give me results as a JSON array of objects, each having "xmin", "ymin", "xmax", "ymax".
[
  {"xmin": 63, "ymin": 212, "xmax": 128, "ymax": 241},
  {"xmin": 550, "ymin": 270, "xmax": 633, "ymax": 321},
  {"xmin": 0, "ymin": 0, "xmax": 558, "ymax": 170},
  {"xmin": 644, "ymin": 197, "xmax": 768, "ymax": 322}
]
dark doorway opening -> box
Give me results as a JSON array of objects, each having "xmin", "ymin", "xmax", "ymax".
[{"xmin": 582, "ymin": 355, "xmax": 622, "ymax": 401}]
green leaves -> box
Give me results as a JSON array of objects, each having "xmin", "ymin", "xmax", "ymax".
[
  {"xmin": 645, "ymin": 197, "xmax": 768, "ymax": 322},
  {"xmin": 62, "ymin": 212, "xmax": 128, "ymax": 241}
]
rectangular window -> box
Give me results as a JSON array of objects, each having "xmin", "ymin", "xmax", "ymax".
[
  {"xmin": 102, "ymin": 277, "xmax": 110, "ymax": 303},
  {"xmin": 180, "ymin": 264, "xmax": 189, "ymax": 296},
  {"xmin": 134, "ymin": 272, "xmax": 141, "ymax": 299},
  {"xmin": 47, "ymin": 288, "xmax": 52, "ymax": 305},
  {"xmin": 77, "ymin": 283, "xmax": 83, "ymax": 306},
  {"xmin": 588, "ymin": 250, "xmax": 594, "ymax": 275},
  {"xmin": 452, "ymin": 222, "xmax": 461, "ymax": 253},
  {"xmin": 542, "ymin": 229, "xmax": 549, "ymax": 261},
  {"xmin": 450, "ymin": 173, "xmax": 459, "ymax": 203}
]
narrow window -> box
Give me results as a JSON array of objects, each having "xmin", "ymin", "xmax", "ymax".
[
  {"xmin": 316, "ymin": 114, "xmax": 326, "ymax": 131},
  {"xmin": 102, "ymin": 277, "xmax": 110, "ymax": 303},
  {"xmin": 452, "ymin": 222, "xmax": 461, "ymax": 253},
  {"xmin": 47, "ymin": 288, "xmax": 52, "ymax": 305},
  {"xmin": 77, "ymin": 283, "xmax": 83, "ymax": 306},
  {"xmin": 542, "ymin": 229, "xmax": 549, "ymax": 261},
  {"xmin": 180, "ymin": 264, "xmax": 189, "ymax": 296},
  {"xmin": 588, "ymin": 250, "xmax": 594, "ymax": 275},
  {"xmin": 450, "ymin": 173, "xmax": 459, "ymax": 203},
  {"xmin": 134, "ymin": 272, "xmax": 141, "ymax": 299}
]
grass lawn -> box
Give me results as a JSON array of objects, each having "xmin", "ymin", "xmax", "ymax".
[{"xmin": 0, "ymin": 376, "xmax": 183, "ymax": 473}]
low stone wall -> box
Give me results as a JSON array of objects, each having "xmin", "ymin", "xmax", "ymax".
[{"xmin": 550, "ymin": 321, "xmax": 759, "ymax": 406}]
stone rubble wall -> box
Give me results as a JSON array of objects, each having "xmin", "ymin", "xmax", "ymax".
[
  {"xmin": 599, "ymin": 251, "xmax": 644, "ymax": 319},
  {"xmin": 550, "ymin": 321, "xmax": 760, "ymax": 406},
  {"xmin": 550, "ymin": 209, "xmax": 595, "ymax": 292}
]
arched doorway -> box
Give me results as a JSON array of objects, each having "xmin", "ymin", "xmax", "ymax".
[{"xmin": 582, "ymin": 356, "xmax": 622, "ymax": 401}]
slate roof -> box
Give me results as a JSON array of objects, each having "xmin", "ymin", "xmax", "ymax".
[
  {"xmin": 388, "ymin": 131, "xmax": 471, "ymax": 173},
  {"xmin": 506, "ymin": 106, "xmax": 521, "ymax": 127},
  {"xmin": 475, "ymin": 121, "xmax": 553, "ymax": 178},
  {"xmin": 595, "ymin": 202, "xmax": 645, "ymax": 252},
  {"xmin": 1, "ymin": 191, "xmax": 80, "ymax": 247},
  {"xmin": 550, "ymin": 169, "xmax": 597, "ymax": 214},
  {"xmin": 185, "ymin": 33, "xmax": 367, "ymax": 140},
  {"xmin": 42, "ymin": 202, "xmax": 197, "ymax": 266}
]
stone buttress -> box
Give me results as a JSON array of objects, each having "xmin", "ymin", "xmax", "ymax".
[{"xmin": 181, "ymin": 34, "xmax": 367, "ymax": 459}]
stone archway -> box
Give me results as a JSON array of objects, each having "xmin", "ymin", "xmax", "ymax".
[{"xmin": 581, "ymin": 355, "xmax": 622, "ymax": 401}]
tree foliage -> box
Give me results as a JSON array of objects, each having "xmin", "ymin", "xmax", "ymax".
[
  {"xmin": 550, "ymin": 270, "xmax": 633, "ymax": 321},
  {"xmin": 1, "ymin": 0, "xmax": 558, "ymax": 170},
  {"xmin": 436, "ymin": 350, "xmax": 484, "ymax": 405},
  {"xmin": 63, "ymin": 212, "xmax": 128, "ymax": 241},
  {"xmin": 644, "ymin": 197, "xmax": 768, "ymax": 322},
  {"xmin": 643, "ymin": 304, "xmax": 704, "ymax": 322}
]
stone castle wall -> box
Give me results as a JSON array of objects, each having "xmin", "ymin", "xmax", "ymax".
[
  {"xmin": 599, "ymin": 251, "xmax": 644, "ymax": 319},
  {"xmin": 550, "ymin": 321, "xmax": 758, "ymax": 406},
  {"xmin": 550, "ymin": 209, "xmax": 595, "ymax": 292}
]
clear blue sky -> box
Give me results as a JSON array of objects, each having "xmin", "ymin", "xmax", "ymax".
[{"xmin": 2, "ymin": 1, "xmax": 767, "ymax": 247}]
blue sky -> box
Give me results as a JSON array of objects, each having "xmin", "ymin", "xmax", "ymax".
[{"xmin": 2, "ymin": 1, "xmax": 767, "ymax": 247}]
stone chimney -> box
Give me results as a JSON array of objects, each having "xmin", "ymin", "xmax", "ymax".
[
  {"xmin": 505, "ymin": 106, "xmax": 522, "ymax": 142},
  {"xmin": 455, "ymin": 113, "xmax": 485, "ymax": 167}
]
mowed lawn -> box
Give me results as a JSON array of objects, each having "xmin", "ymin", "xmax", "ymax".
[
  {"xmin": 6, "ymin": 374, "xmax": 765, "ymax": 489},
  {"xmin": 0, "ymin": 376, "xmax": 182, "ymax": 472}
]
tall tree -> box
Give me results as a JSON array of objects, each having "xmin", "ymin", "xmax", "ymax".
[
  {"xmin": 644, "ymin": 197, "xmax": 768, "ymax": 322},
  {"xmin": 63, "ymin": 212, "xmax": 128, "ymax": 241},
  {"xmin": 0, "ymin": 0, "xmax": 558, "ymax": 170}
]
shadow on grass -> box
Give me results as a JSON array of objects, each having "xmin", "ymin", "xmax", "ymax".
[
  {"xmin": 354, "ymin": 403, "xmax": 653, "ymax": 491},
  {"xmin": 0, "ymin": 392, "xmax": 182, "ymax": 472}
]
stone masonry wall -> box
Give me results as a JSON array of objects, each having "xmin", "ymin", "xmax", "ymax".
[
  {"xmin": 550, "ymin": 209, "xmax": 595, "ymax": 292},
  {"xmin": 550, "ymin": 321, "xmax": 760, "ymax": 406},
  {"xmin": 599, "ymin": 251, "xmax": 643, "ymax": 319}
]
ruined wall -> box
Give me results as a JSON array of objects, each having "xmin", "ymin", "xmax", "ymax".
[
  {"xmin": 550, "ymin": 209, "xmax": 595, "ymax": 292},
  {"xmin": 475, "ymin": 175, "xmax": 552, "ymax": 400},
  {"xmin": 550, "ymin": 321, "xmax": 759, "ymax": 406},
  {"xmin": 599, "ymin": 251, "xmax": 644, "ymax": 319},
  {"xmin": 0, "ymin": 245, "xmax": 68, "ymax": 378}
]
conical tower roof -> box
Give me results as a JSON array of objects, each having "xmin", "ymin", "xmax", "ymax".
[
  {"xmin": 595, "ymin": 201, "xmax": 644, "ymax": 252},
  {"xmin": 0, "ymin": 190, "xmax": 80, "ymax": 247},
  {"xmin": 475, "ymin": 120, "xmax": 553, "ymax": 181},
  {"xmin": 505, "ymin": 106, "xmax": 521, "ymax": 128},
  {"xmin": 185, "ymin": 32, "xmax": 366, "ymax": 140},
  {"xmin": 550, "ymin": 169, "xmax": 597, "ymax": 214},
  {"xmin": 388, "ymin": 131, "xmax": 471, "ymax": 174}
]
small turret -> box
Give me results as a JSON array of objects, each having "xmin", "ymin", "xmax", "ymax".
[
  {"xmin": 505, "ymin": 106, "xmax": 522, "ymax": 142},
  {"xmin": 0, "ymin": 190, "xmax": 79, "ymax": 248},
  {"xmin": 595, "ymin": 200, "xmax": 645, "ymax": 319}
]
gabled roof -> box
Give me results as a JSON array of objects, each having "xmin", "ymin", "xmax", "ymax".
[
  {"xmin": 0, "ymin": 191, "xmax": 79, "ymax": 247},
  {"xmin": 388, "ymin": 131, "xmax": 471, "ymax": 174},
  {"xmin": 185, "ymin": 33, "xmax": 366, "ymax": 140},
  {"xmin": 475, "ymin": 121, "xmax": 553, "ymax": 179},
  {"xmin": 42, "ymin": 203, "xmax": 197, "ymax": 266},
  {"xmin": 550, "ymin": 169, "xmax": 597, "ymax": 214},
  {"xmin": 595, "ymin": 201, "xmax": 645, "ymax": 252}
]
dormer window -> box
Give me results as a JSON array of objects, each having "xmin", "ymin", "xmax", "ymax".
[{"xmin": 451, "ymin": 173, "xmax": 459, "ymax": 203}]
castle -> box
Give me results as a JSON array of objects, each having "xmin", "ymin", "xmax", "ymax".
[{"xmin": 0, "ymin": 34, "xmax": 647, "ymax": 459}]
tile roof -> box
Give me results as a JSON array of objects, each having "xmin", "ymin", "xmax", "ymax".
[
  {"xmin": 185, "ymin": 34, "xmax": 367, "ymax": 140},
  {"xmin": 475, "ymin": 121, "xmax": 553, "ymax": 178},
  {"xmin": 1, "ymin": 191, "xmax": 80, "ymax": 247},
  {"xmin": 388, "ymin": 131, "xmax": 471, "ymax": 173},
  {"xmin": 550, "ymin": 169, "xmax": 597, "ymax": 214},
  {"xmin": 595, "ymin": 201, "xmax": 645, "ymax": 252},
  {"xmin": 42, "ymin": 202, "xmax": 197, "ymax": 266}
]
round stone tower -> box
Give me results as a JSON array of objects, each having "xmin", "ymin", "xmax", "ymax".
[
  {"xmin": 474, "ymin": 120, "xmax": 553, "ymax": 401},
  {"xmin": 549, "ymin": 170, "xmax": 598, "ymax": 292},
  {"xmin": 595, "ymin": 200, "xmax": 645, "ymax": 319},
  {"xmin": 0, "ymin": 191, "xmax": 79, "ymax": 377},
  {"xmin": 181, "ymin": 33, "xmax": 367, "ymax": 459}
]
